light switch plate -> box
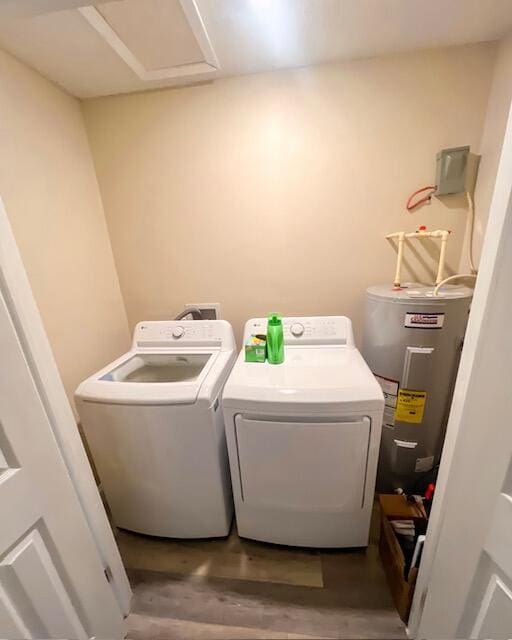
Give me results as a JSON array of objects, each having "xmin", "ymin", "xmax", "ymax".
[{"xmin": 185, "ymin": 303, "xmax": 220, "ymax": 320}]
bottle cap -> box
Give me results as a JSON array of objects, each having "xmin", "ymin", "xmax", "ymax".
[{"xmin": 268, "ymin": 313, "xmax": 282, "ymax": 325}]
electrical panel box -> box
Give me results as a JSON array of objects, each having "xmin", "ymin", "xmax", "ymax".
[{"xmin": 435, "ymin": 146, "xmax": 469, "ymax": 196}]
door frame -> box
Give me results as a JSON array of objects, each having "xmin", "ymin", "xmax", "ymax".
[
  {"xmin": 408, "ymin": 100, "xmax": 512, "ymax": 635},
  {"xmin": 0, "ymin": 196, "xmax": 131, "ymax": 615}
]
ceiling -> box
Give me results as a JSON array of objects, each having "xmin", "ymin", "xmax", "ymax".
[{"xmin": 0, "ymin": 0, "xmax": 512, "ymax": 98}]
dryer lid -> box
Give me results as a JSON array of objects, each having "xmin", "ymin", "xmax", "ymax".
[{"xmin": 222, "ymin": 346, "xmax": 384, "ymax": 413}]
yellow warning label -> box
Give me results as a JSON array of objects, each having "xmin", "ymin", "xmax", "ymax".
[{"xmin": 395, "ymin": 389, "xmax": 427, "ymax": 424}]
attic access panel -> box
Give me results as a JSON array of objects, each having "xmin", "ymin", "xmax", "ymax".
[{"xmin": 79, "ymin": 0, "xmax": 219, "ymax": 82}]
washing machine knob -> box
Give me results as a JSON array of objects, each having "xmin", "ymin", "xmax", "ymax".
[
  {"xmin": 172, "ymin": 326, "xmax": 184, "ymax": 339},
  {"xmin": 291, "ymin": 323, "xmax": 304, "ymax": 337}
]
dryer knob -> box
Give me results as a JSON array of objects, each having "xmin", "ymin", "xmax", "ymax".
[
  {"xmin": 172, "ymin": 326, "xmax": 184, "ymax": 339},
  {"xmin": 291, "ymin": 323, "xmax": 304, "ymax": 337}
]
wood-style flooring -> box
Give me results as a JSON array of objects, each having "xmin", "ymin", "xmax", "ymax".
[{"xmin": 118, "ymin": 507, "xmax": 406, "ymax": 640}]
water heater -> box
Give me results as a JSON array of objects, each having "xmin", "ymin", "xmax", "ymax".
[{"xmin": 362, "ymin": 283, "xmax": 472, "ymax": 493}]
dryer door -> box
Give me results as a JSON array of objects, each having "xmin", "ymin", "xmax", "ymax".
[{"xmin": 234, "ymin": 415, "xmax": 371, "ymax": 512}]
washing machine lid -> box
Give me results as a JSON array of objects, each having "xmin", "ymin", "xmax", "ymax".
[
  {"xmin": 222, "ymin": 346, "xmax": 384, "ymax": 413},
  {"xmin": 76, "ymin": 348, "xmax": 221, "ymax": 404},
  {"xmin": 76, "ymin": 319, "xmax": 237, "ymax": 405},
  {"xmin": 102, "ymin": 352, "xmax": 211, "ymax": 384}
]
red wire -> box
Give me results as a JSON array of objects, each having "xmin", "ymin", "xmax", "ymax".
[{"xmin": 406, "ymin": 185, "xmax": 436, "ymax": 211}]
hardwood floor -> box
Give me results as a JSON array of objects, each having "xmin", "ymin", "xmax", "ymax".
[
  {"xmin": 119, "ymin": 508, "xmax": 406, "ymax": 640},
  {"xmin": 118, "ymin": 527, "xmax": 323, "ymax": 588}
]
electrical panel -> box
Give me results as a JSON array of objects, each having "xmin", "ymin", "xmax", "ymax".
[{"xmin": 435, "ymin": 146, "xmax": 469, "ymax": 196}]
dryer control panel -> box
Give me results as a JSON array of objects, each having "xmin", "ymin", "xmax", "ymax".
[
  {"xmin": 133, "ymin": 320, "xmax": 236, "ymax": 350},
  {"xmin": 244, "ymin": 316, "xmax": 354, "ymax": 347}
]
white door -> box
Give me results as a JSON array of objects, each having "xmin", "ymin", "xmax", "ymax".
[
  {"xmin": 0, "ymin": 200, "xmax": 130, "ymax": 639},
  {"xmin": 410, "ymin": 101, "xmax": 512, "ymax": 637}
]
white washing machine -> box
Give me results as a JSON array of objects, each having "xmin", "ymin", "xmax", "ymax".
[
  {"xmin": 75, "ymin": 320, "xmax": 236, "ymax": 538},
  {"xmin": 222, "ymin": 316, "xmax": 384, "ymax": 548}
]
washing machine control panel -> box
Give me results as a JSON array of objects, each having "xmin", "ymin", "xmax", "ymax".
[
  {"xmin": 245, "ymin": 316, "xmax": 354, "ymax": 346},
  {"xmin": 134, "ymin": 321, "xmax": 232, "ymax": 348}
]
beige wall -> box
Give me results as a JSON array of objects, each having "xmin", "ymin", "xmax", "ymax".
[
  {"xmin": 462, "ymin": 34, "xmax": 512, "ymax": 272},
  {"xmin": 0, "ymin": 48, "xmax": 130, "ymax": 408},
  {"xmin": 84, "ymin": 43, "xmax": 495, "ymax": 345}
]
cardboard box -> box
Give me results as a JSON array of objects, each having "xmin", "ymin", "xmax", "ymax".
[
  {"xmin": 245, "ymin": 334, "xmax": 266, "ymax": 363},
  {"xmin": 378, "ymin": 494, "xmax": 427, "ymax": 623}
]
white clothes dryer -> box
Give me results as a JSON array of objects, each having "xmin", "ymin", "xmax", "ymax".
[
  {"xmin": 76, "ymin": 320, "xmax": 236, "ymax": 538},
  {"xmin": 222, "ymin": 316, "xmax": 384, "ymax": 548}
]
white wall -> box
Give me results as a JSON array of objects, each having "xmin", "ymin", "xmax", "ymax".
[
  {"xmin": 0, "ymin": 48, "xmax": 130, "ymax": 408},
  {"xmin": 409, "ymin": 32, "xmax": 512, "ymax": 637},
  {"xmin": 413, "ymin": 66, "xmax": 512, "ymax": 639},
  {"xmin": 0, "ymin": 38, "xmax": 503, "ymax": 401},
  {"xmin": 83, "ymin": 43, "xmax": 495, "ymax": 344},
  {"xmin": 460, "ymin": 34, "xmax": 512, "ymax": 272}
]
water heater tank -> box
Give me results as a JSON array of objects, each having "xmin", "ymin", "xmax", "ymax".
[{"xmin": 362, "ymin": 283, "xmax": 472, "ymax": 493}]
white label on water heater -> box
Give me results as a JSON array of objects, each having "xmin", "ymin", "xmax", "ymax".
[
  {"xmin": 405, "ymin": 312, "xmax": 445, "ymax": 329},
  {"xmin": 374, "ymin": 374, "xmax": 399, "ymax": 397},
  {"xmin": 374, "ymin": 374, "xmax": 398, "ymax": 429},
  {"xmin": 383, "ymin": 406, "xmax": 396, "ymax": 428}
]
